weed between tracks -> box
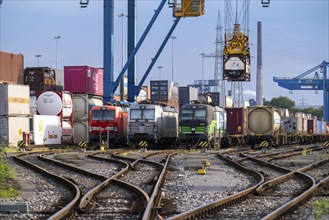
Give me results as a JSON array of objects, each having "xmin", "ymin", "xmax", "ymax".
[
  {"xmin": 313, "ymin": 199, "xmax": 329, "ymax": 220},
  {"xmin": 0, "ymin": 146, "xmax": 19, "ymax": 198}
]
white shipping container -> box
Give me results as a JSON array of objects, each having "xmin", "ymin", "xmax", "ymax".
[
  {"xmin": 301, "ymin": 118, "xmax": 307, "ymax": 133},
  {"xmin": 36, "ymin": 91, "xmax": 73, "ymax": 118},
  {"xmin": 0, "ymin": 83, "xmax": 30, "ymax": 116},
  {"xmin": 73, "ymin": 120, "xmax": 89, "ymax": 144},
  {"xmin": 0, "ymin": 116, "xmax": 30, "ymax": 146},
  {"xmin": 62, "ymin": 120, "xmax": 73, "ymax": 144},
  {"xmin": 30, "ymin": 94, "xmax": 37, "ymax": 115},
  {"xmin": 55, "ymin": 69, "xmax": 64, "ymax": 90},
  {"xmin": 72, "ymin": 94, "xmax": 103, "ymax": 120},
  {"xmin": 282, "ymin": 117, "xmax": 303, "ymax": 134},
  {"xmin": 33, "ymin": 115, "xmax": 62, "ymax": 145},
  {"xmin": 226, "ymin": 96, "xmax": 233, "ymax": 108}
]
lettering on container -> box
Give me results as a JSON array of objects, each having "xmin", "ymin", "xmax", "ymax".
[
  {"xmin": 8, "ymin": 97, "xmax": 29, "ymax": 103},
  {"xmin": 17, "ymin": 128, "xmax": 22, "ymax": 137},
  {"xmin": 47, "ymin": 132, "xmax": 58, "ymax": 139},
  {"xmin": 93, "ymin": 72, "xmax": 99, "ymax": 91},
  {"xmin": 43, "ymin": 98, "xmax": 54, "ymax": 104}
]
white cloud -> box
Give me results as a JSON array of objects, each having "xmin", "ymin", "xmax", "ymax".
[{"xmin": 244, "ymin": 89, "xmax": 256, "ymax": 97}]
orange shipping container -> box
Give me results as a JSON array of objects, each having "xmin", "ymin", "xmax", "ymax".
[{"xmin": 0, "ymin": 51, "xmax": 24, "ymax": 84}]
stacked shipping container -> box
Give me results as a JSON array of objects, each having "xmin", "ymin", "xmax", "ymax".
[
  {"xmin": 179, "ymin": 86, "xmax": 198, "ymax": 106},
  {"xmin": 0, "ymin": 51, "xmax": 24, "ymax": 84},
  {"xmin": 35, "ymin": 91, "xmax": 74, "ymax": 144},
  {"xmin": 72, "ymin": 94, "xmax": 103, "ymax": 144},
  {"xmin": 150, "ymin": 80, "xmax": 179, "ymax": 108},
  {"xmin": 64, "ymin": 66, "xmax": 103, "ymax": 96},
  {"xmin": 0, "ymin": 84, "xmax": 30, "ymax": 146},
  {"xmin": 64, "ymin": 66, "xmax": 104, "ymax": 144}
]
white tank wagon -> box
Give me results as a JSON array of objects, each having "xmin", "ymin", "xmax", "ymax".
[{"xmin": 127, "ymin": 104, "xmax": 178, "ymax": 148}]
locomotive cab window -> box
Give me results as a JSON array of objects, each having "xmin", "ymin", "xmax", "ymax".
[
  {"xmin": 195, "ymin": 109, "xmax": 206, "ymax": 120},
  {"xmin": 181, "ymin": 109, "xmax": 194, "ymax": 120},
  {"xmin": 92, "ymin": 110, "xmax": 115, "ymax": 121},
  {"xmin": 103, "ymin": 110, "xmax": 115, "ymax": 121},
  {"xmin": 130, "ymin": 109, "xmax": 155, "ymax": 120},
  {"xmin": 181, "ymin": 109, "xmax": 206, "ymax": 120}
]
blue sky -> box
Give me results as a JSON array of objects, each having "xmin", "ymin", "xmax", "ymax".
[{"xmin": 0, "ymin": 0, "xmax": 328, "ymax": 106}]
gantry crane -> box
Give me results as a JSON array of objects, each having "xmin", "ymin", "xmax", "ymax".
[
  {"xmin": 273, "ymin": 61, "xmax": 329, "ymax": 121},
  {"xmin": 80, "ymin": 0, "xmax": 205, "ymax": 102}
]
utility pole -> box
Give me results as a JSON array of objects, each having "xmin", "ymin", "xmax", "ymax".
[
  {"xmin": 118, "ymin": 12, "xmax": 127, "ymax": 101},
  {"xmin": 157, "ymin": 65, "xmax": 163, "ymax": 80},
  {"xmin": 35, "ymin": 54, "xmax": 42, "ymax": 67},
  {"xmin": 200, "ymin": 53, "xmax": 206, "ymax": 94},
  {"xmin": 54, "ymin": 36, "xmax": 61, "ymax": 69},
  {"xmin": 170, "ymin": 35, "xmax": 176, "ymax": 81}
]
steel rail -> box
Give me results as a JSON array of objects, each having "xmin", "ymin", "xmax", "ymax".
[
  {"xmin": 237, "ymin": 145, "xmax": 321, "ymax": 162},
  {"xmin": 78, "ymin": 152, "xmax": 151, "ymax": 213},
  {"xmin": 13, "ymin": 152, "xmax": 81, "ymax": 220},
  {"xmin": 142, "ymin": 152, "xmax": 177, "ymax": 220},
  {"xmin": 167, "ymin": 154, "xmax": 264, "ymax": 220},
  {"xmin": 267, "ymin": 146, "xmax": 324, "ymax": 161},
  {"xmin": 262, "ymin": 158, "xmax": 329, "ymax": 219},
  {"xmin": 78, "ymin": 154, "xmax": 131, "ymax": 211}
]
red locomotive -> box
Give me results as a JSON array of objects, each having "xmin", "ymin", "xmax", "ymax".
[{"xmin": 88, "ymin": 105, "xmax": 128, "ymax": 147}]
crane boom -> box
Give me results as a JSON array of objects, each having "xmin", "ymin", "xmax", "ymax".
[{"xmin": 273, "ymin": 61, "xmax": 329, "ymax": 121}]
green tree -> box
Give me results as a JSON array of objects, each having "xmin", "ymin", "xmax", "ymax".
[
  {"xmin": 294, "ymin": 107, "xmax": 323, "ymax": 118},
  {"xmin": 266, "ymin": 96, "xmax": 295, "ymax": 110}
]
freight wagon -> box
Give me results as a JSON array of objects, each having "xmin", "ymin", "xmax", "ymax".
[
  {"xmin": 244, "ymin": 106, "xmax": 329, "ymax": 148},
  {"xmin": 223, "ymin": 107, "xmax": 246, "ymax": 146}
]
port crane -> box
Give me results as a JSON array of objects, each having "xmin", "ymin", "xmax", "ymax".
[
  {"xmin": 80, "ymin": 0, "xmax": 205, "ymax": 102},
  {"xmin": 273, "ymin": 60, "xmax": 329, "ymax": 121}
]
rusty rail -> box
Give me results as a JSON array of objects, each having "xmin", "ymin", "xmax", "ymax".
[{"xmin": 13, "ymin": 152, "xmax": 81, "ymax": 219}]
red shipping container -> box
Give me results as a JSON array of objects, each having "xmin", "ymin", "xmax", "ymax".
[
  {"xmin": 307, "ymin": 119, "xmax": 316, "ymax": 134},
  {"xmin": 64, "ymin": 66, "xmax": 103, "ymax": 96},
  {"xmin": 225, "ymin": 107, "xmax": 247, "ymax": 135}
]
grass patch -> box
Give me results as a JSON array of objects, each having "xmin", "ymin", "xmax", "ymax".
[
  {"xmin": 4, "ymin": 146, "xmax": 19, "ymax": 153},
  {"xmin": 0, "ymin": 146, "xmax": 20, "ymax": 198},
  {"xmin": 313, "ymin": 199, "xmax": 329, "ymax": 220},
  {"xmin": 0, "ymin": 184, "xmax": 20, "ymax": 198}
]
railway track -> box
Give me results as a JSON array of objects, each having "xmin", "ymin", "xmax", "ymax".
[
  {"xmin": 167, "ymin": 154, "xmax": 314, "ymax": 220},
  {"xmin": 10, "ymin": 152, "xmax": 80, "ymax": 219},
  {"xmin": 161, "ymin": 153, "xmax": 262, "ymax": 219},
  {"xmin": 274, "ymin": 158, "xmax": 329, "ymax": 219},
  {"xmin": 3, "ymin": 147, "xmax": 328, "ymax": 219},
  {"xmin": 75, "ymin": 150, "xmax": 175, "ymax": 219}
]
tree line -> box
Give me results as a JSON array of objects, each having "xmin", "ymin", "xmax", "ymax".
[{"xmin": 264, "ymin": 96, "xmax": 323, "ymax": 119}]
